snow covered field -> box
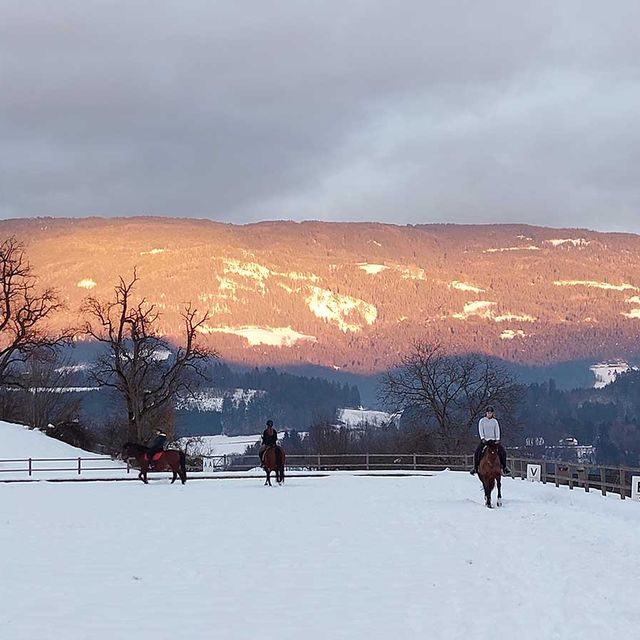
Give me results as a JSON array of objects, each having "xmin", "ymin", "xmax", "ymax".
[{"xmin": 1, "ymin": 472, "xmax": 639, "ymax": 640}]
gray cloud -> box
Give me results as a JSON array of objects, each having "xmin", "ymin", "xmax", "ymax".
[{"xmin": 1, "ymin": 1, "xmax": 640, "ymax": 232}]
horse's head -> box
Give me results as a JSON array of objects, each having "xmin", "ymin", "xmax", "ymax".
[
  {"xmin": 484, "ymin": 440, "xmax": 499, "ymax": 455},
  {"xmin": 121, "ymin": 442, "xmax": 142, "ymax": 460}
]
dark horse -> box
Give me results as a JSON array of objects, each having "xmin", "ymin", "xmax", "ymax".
[
  {"xmin": 477, "ymin": 440, "xmax": 502, "ymax": 508},
  {"xmin": 121, "ymin": 442, "xmax": 187, "ymax": 485},
  {"xmin": 262, "ymin": 445, "xmax": 285, "ymax": 486}
]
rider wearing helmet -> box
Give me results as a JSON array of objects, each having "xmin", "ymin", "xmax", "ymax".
[
  {"xmin": 259, "ymin": 420, "xmax": 278, "ymax": 467},
  {"xmin": 147, "ymin": 429, "xmax": 167, "ymax": 468},
  {"xmin": 470, "ymin": 406, "xmax": 510, "ymax": 476}
]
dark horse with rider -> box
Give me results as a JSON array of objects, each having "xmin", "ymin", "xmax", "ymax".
[
  {"xmin": 259, "ymin": 420, "xmax": 285, "ymax": 485},
  {"xmin": 121, "ymin": 429, "xmax": 187, "ymax": 485}
]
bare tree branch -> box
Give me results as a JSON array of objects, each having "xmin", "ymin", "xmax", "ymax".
[
  {"xmin": 82, "ymin": 271, "xmax": 217, "ymax": 442},
  {"xmin": 379, "ymin": 341, "xmax": 522, "ymax": 453},
  {"xmin": 0, "ymin": 236, "xmax": 73, "ymax": 388}
]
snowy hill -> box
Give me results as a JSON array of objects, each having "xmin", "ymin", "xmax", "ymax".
[
  {"xmin": 0, "ymin": 420, "xmax": 123, "ymax": 477},
  {"xmin": 337, "ymin": 407, "xmax": 396, "ymax": 428},
  {"xmin": 1, "ymin": 472, "xmax": 638, "ymax": 639},
  {"xmin": 0, "ymin": 420, "xmax": 105, "ymax": 459}
]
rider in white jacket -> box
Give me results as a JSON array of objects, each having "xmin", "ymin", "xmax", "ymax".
[{"xmin": 470, "ymin": 406, "xmax": 510, "ymax": 475}]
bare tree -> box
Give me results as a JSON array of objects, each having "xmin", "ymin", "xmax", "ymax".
[
  {"xmin": 379, "ymin": 342, "xmax": 522, "ymax": 453},
  {"xmin": 82, "ymin": 270, "xmax": 216, "ymax": 442},
  {"xmin": 13, "ymin": 349, "xmax": 82, "ymax": 429},
  {"xmin": 0, "ymin": 236, "xmax": 72, "ymax": 386}
]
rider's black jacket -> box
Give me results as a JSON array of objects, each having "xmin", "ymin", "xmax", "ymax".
[{"xmin": 262, "ymin": 429, "xmax": 278, "ymax": 446}]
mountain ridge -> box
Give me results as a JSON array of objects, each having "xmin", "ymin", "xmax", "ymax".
[{"xmin": 5, "ymin": 216, "xmax": 640, "ymax": 373}]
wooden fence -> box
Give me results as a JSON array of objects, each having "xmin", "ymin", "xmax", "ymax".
[{"xmin": 1, "ymin": 453, "xmax": 639, "ymax": 500}]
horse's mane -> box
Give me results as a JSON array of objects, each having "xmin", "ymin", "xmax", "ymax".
[{"xmin": 122, "ymin": 441, "xmax": 146, "ymax": 453}]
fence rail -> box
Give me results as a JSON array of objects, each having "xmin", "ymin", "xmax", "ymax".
[
  {"xmin": 1, "ymin": 453, "xmax": 639, "ymax": 500},
  {"xmin": 0, "ymin": 456, "xmax": 125, "ymax": 476}
]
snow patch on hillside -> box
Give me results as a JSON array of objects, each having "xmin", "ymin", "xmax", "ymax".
[
  {"xmin": 140, "ymin": 248, "xmax": 166, "ymax": 255},
  {"xmin": 626, "ymin": 296, "xmax": 640, "ymax": 304},
  {"xmin": 223, "ymin": 259, "xmax": 271, "ymax": 281},
  {"xmin": 546, "ymin": 238, "xmax": 590, "ymax": 247},
  {"xmin": 77, "ymin": 279, "xmax": 96, "ymax": 289},
  {"xmin": 554, "ymin": 280, "xmax": 638, "ymax": 291},
  {"xmin": 176, "ymin": 388, "xmax": 261, "ymax": 412},
  {"xmin": 357, "ymin": 263, "xmax": 389, "ymax": 275},
  {"xmin": 590, "ymin": 362, "xmax": 636, "ymax": 389},
  {"xmin": 622, "ymin": 309, "xmax": 640, "ymax": 319},
  {"xmin": 500, "ymin": 329, "xmax": 526, "ymax": 339},
  {"xmin": 453, "ymin": 300, "xmax": 496, "ymax": 318},
  {"xmin": 338, "ymin": 408, "xmax": 396, "ymax": 428},
  {"xmin": 396, "ymin": 266, "xmax": 427, "ymax": 280},
  {"xmin": 197, "ymin": 325, "xmax": 317, "ymax": 347},
  {"xmin": 493, "ymin": 313, "xmax": 537, "ymax": 322},
  {"xmin": 450, "ymin": 281, "xmax": 484, "ymax": 293},
  {"xmin": 306, "ymin": 287, "xmax": 377, "ymax": 332},
  {"xmin": 484, "ymin": 245, "xmax": 540, "ymax": 253},
  {"xmin": 454, "ymin": 301, "xmax": 536, "ymax": 322}
]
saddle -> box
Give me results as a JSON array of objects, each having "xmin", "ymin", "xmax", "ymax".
[{"xmin": 147, "ymin": 451, "xmax": 163, "ymax": 462}]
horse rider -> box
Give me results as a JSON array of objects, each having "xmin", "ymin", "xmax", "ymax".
[
  {"xmin": 470, "ymin": 406, "xmax": 510, "ymax": 476},
  {"xmin": 259, "ymin": 420, "xmax": 278, "ymax": 467},
  {"xmin": 147, "ymin": 429, "xmax": 167, "ymax": 468}
]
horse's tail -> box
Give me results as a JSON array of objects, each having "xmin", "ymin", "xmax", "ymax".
[{"xmin": 180, "ymin": 450, "xmax": 187, "ymax": 483}]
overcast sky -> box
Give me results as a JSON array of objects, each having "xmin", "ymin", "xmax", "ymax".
[{"xmin": 2, "ymin": 1, "xmax": 640, "ymax": 232}]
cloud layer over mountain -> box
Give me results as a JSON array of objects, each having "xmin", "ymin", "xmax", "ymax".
[{"xmin": 2, "ymin": 1, "xmax": 640, "ymax": 231}]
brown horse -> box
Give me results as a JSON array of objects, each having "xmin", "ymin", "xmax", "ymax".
[
  {"xmin": 121, "ymin": 442, "xmax": 187, "ymax": 485},
  {"xmin": 262, "ymin": 445, "xmax": 285, "ymax": 486},
  {"xmin": 477, "ymin": 440, "xmax": 502, "ymax": 508}
]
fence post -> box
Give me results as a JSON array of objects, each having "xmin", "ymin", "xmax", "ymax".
[
  {"xmin": 77, "ymin": 457, "xmax": 82, "ymax": 475},
  {"xmin": 223, "ymin": 454, "xmax": 228, "ymax": 470},
  {"xmin": 28, "ymin": 458, "xmax": 32, "ymax": 476},
  {"xmin": 126, "ymin": 460, "xmax": 130, "ymax": 474},
  {"xmin": 620, "ymin": 468, "xmax": 626, "ymax": 500},
  {"xmin": 583, "ymin": 466, "xmax": 589, "ymax": 493},
  {"xmin": 317, "ymin": 453, "xmax": 321, "ymax": 470},
  {"xmin": 541, "ymin": 461, "xmax": 547, "ymax": 484},
  {"xmin": 600, "ymin": 467, "xmax": 606, "ymax": 496},
  {"xmin": 413, "ymin": 453, "xmax": 417, "ymax": 470},
  {"xmin": 365, "ymin": 453, "xmax": 370, "ymax": 470},
  {"xmin": 554, "ymin": 463, "xmax": 559, "ymax": 488},
  {"xmin": 568, "ymin": 464, "xmax": 574, "ymax": 490}
]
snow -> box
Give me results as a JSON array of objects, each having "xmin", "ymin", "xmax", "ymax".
[
  {"xmin": 139, "ymin": 248, "xmax": 166, "ymax": 255},
  {"xmin": 589, "ymin": 361, "xmax": 636, "ymax": 389},
  {"xmin": 546, "ymin": 238, "xmax": 590, "ymax": 247},
  {"xmin": 0, "ymin": 420, "xmax": 123, "ymax": 477},
  {"xmin": 453, "ymin": 301, "xmax": 536, "ymax": 322},
  {"xmin": 357, "ymin": 263, "xmax": 389, "ymax": 275},
  {"xmin": 76, "ymin": 278, "xmax": 96, "ymax": 289},
  {"xmin": 338, "ymin": 408, "xmax": 396, "ymax": 428},
  {"xmin": 306, "ymin": 286, "xmax": 377, "ymax": 332},
  {"xmin": 484, "ymin": 245, "xmax": 540, "ymax": 253},
  {"xmin": 500, "ymin": 329, "xmax": 526, "ymax": 340},
  {"xmin": 196, "ymin": 325, "xmax": 317, "ymax": 347},
  {"xmin": 554, "ymin": 280, "xmax": 638, "ymax": 291},
  {"xmin": 1, "ymin": 472, "xmax": 639, "ymax": 639},
  {"xmin": 450, "ymin": 280, "xmax": 484, "ymax": 293}
]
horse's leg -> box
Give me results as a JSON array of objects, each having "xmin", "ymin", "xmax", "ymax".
[
  {"xmin": 497, "ymin": 476, "xmax": 502, "ymax": 507},
  {"xmin": 171, "ymin": 468, "xmax": 177, "ymax": 484},
  {"xmin": 265, "ymin": 469, "xmax": 271, "ymax": 486},
  {"xmin": 484, "ymin": 479, "xmax": 493, "ymax": 508}
]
